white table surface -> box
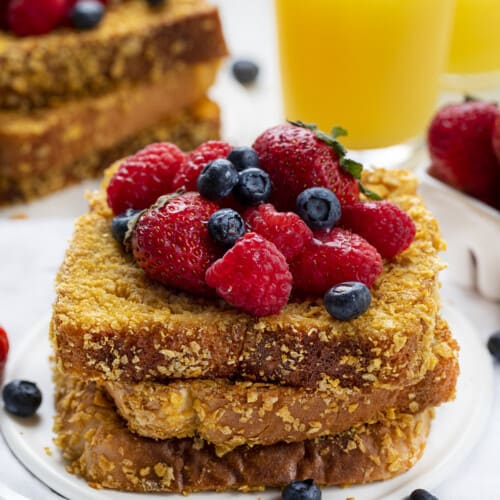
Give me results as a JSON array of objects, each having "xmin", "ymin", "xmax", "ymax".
[{"xmin": 0, "ymin": 1, "xmax": 499, "ymax": 498}]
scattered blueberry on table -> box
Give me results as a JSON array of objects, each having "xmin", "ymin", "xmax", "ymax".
[
  {"xmin": 231, "ymin": 59, "xmax": 259, "ymax": 85},
  {"xmin": 2, "ymin": 379, "xmax": 42, "ymax": 417},
  {"xmin": 487, "ymin": 331, "xmax": 500, "ymax": 362},
  {"xmin": 409, "ymin": 488, "xmax": 439, "ymax": 500},
  {"xmin": 281, "ymin": 479, "xmax": 321, "ymax": 500}
]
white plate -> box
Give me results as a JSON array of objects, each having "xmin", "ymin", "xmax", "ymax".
[
  {"xmin": 417, "ymin": 165, "xmax": 500, "ymax": 302},
  {"xmin": 0, "ymin": 304, "xmax": 494, "ymax": 500}
]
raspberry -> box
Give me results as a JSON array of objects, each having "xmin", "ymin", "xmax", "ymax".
[
  {"xmin": 0, "ymin": 326, "xmax": 9, "ymax": 372},
  {"xmin": 290, "ymin": 228, "xmax": 383, "ymax": 295},
  {"xmin": 205, "ymin": 232, "xmax": 292, "ymax": 316},
  {"xmin": 8, "ymin": 0, "xmax": 67, "ymax": 36},
  {"xmin": 172, "ymin": 141, "xmax": 232, "ymax": 192},
  {"xmin": 340, "ymin": 201, "xmax": 416, "ymax": 259},
  {"xmin": 243, "ymin": 203, "xmax": 313, "ymax": 261},
  {"xmin": 106, "ymin": 142, "xmax": 186, "ymax": 215},
  {"xmin": 252, "ymin": 123, "xmax": 359, "ymax": 211},
  {"xmin": 131, "ymin": 192, "xmax": 220, "ymax": 296}
]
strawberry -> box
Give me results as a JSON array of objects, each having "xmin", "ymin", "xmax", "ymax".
[
  {"xmin": 172, "ymin": 141, "xmax": 232, "ymax": 192},
  {"xmin": 0, "ymin": 0, "xmax": 9, "ymax": 30},
  {"xmin": 340, "ymin": 200, "xmax": 416, "ymax": 259},
  {"xmin": 8, "ymin": 0, "xmax": 67, "ymax": 36},
  {"xmin": 252, "ymin": 123, "xmax": 360, "ymax": 211},
  {"xmin": 0, "ymin": 326, "xmax": 9, "ymax": 374},
  {"xmin": 243, "ymin": 203, "xmax": 313, "ymax": 261},
  {"xmin": 131, "ymin": 192, "xmax": 220, "ymax": 296},
  {"xmin": 205, "ymin": 232, "xmax": 292, "ymax": 316},
  {"xmin": 106, "ymin": 142, "xmax": 186, "ymax": 215},
  {"xmin": 290, "ymin": 228, "xmax": 383, "ymax": 295},
  {"xmin": 428, "ymin": 99, "xmax": 500, "ymax": 202}
]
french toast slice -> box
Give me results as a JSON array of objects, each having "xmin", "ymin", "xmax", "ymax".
[
  {"xmin": 103, "ymin": 318, "xmax": 457, "ymax": 454},
  {"xmin": 53, "ymin": 370, "xmax": 433, "ymax": 493},
  {"xmin": 51, "ymin": 169, "xmax": 446, "ymax": 390},
  {"xmin": 0, "ymin": 60, "xmax": 221, "ymax": 204},
  {"xmin": 0, "ymin": 0, "xmax": 227, "ymax": 109}
]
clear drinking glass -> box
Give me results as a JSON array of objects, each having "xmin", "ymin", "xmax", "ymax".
[
  {"xmin": 441, "ymin": 0, "xmax": 500, "ymax": 101},
  {"xmin": 274, "ymin": 0, "xmax": 455, "ymax": 167}
]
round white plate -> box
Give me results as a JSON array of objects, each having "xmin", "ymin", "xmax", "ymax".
[{"xmin": 0, "ymin": 304, "xmax": 494, "ymax": 500}]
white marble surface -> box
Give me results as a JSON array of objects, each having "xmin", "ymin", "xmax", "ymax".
[{"xmin": 0, "ymin": 1, "xmax": 499, "ymax": 499}]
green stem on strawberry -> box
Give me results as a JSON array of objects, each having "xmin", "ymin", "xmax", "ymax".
[{"xmin": 288, "ymin": 120, "xmax": 381, "ymax": 200}]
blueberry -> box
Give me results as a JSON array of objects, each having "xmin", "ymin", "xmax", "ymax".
[
  {"xmin": 324, "ymin": 281, "xmax": 371, "ymax": 320},
  {"xmin": 208, "ymin": 209, "xmax": 246, "ymax": 247},
  {"xmin": 487, "ymin": 331, "xmax": 500, "ymax": 362},
  {"xmin": 70, "ymin": 1, "xmax": 105, "ymax": 30},
  {"xmin": 409, "ymin": 489, "xmax": 438, "ymax": 500},
  {"xmin": 227, "ymin": 147, "xmax": 260, "ymax": 171},
  {"xmin": 231, "ymin": 59, "xmax": 259, "ymax": 85},
  {"xmin": 282, "ymin": 479, "xmax": 321, "ymax": 500},
  {"xmin": 2, "ymin": 380, "xmax": 42, "ymax": 417},
  {"xmin": 232, "ymin": 167, "xmax": 271, "ymax": 205},
  {"xmin": 111, "ymin": 208, "xmax": 141, "ymax": 246},
  {"xmin": 296, "ymin": 187, "xmax": 341, "ymax": 230},
  {"xmin": 197, "ymin": 159, "xmax": 239, "ymax": 200}
]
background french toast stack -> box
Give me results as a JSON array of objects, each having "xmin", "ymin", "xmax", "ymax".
[
  {"xmin": 50, "ymin": 162, "xmax": 460, "ymax": 493},
  {"xmin": 0, "ymin": 0, "xmax": 227, "ymax": 205}
]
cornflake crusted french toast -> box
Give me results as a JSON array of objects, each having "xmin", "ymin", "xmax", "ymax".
[{"xmin": 51, "ymin": 121, "xmax": 458, "ymax": 494}]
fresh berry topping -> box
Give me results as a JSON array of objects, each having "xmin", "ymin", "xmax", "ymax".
[
  {"xmin": 111, "ymin": 208, "xmax": 142, "ymax": 247},
  {"xmin": 231, "ymin": 59, "xmax": 259, "ymax": 85},
  {"xmin": 70, "ymin": 0, "xmax": 104, "ymax": 30},
  {"xmin": 252, "ymin": 123, "xmax": 359, "ymax": 211},
  {"xmin": 8, "ymin": 0, "xmax": 67, "ymax": 36},
  {"xmin": 243, "ymin": 203, "xmax": 313, "ymax": 261},
  {"xmin": 173, "ymin": 141, "xmax": 232, "ymax": 192},
  {"xmin": 0, "ymin": 326, "xmax": 9, "ymax": 370},
  {"xmin": 227, "ymin": 146, "xmax": 260, "ymax": 171},
  {"xmin": 106, "ymin": 142, "xmax": 185, "ymax": 215},
  {"xmin": 296, "ymin": 187, "xmax": 341, "ymax": 230},
  {"xmin": 290, "ymin": 228, "xmax": 383, "ymax": 295},
  {"xmin": 2, "ymin": 380, "xmax": 42, "ymax": 417},
  {"xmin": 196, "ymin": 159, "xmax": 239, "ymax": 201},
  {"xmin": 131, "ymin": 192, "xmax": 219, "ymax": 296},
  {"xmin": 205, "ymin": 232, "xmax": 292, "ymax": 316},
  {"xmin": 409, "ymin": 489, "xmax": 438, "ymax": 500},
  {"xmin": 233, "ymin": 167, "xmax": 271, "ymax": 205},
  {"xmin": 207, "ymin": 208, "xmax": 246, "ymax": 247},
  {"xmin": 281, "ymin": 479, "xmax": 322, "ymax": 500},
  {"xmin": 340, "ymin": 200, "xmax": 416, "ymax": 259},
  {"xmin": 428, "ymin": 99, "xmax": 500, "ymax": 201},
  {"xmin": 487, "ymin": 331, "xmax": 500, "ymax": 362},
  {"xmin": 324, "ymin": 281, "xmax": 371, "ymax": 320}
]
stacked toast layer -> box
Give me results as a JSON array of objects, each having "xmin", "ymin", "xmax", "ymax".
[
  {"xmin": 51, "ymin": 168, "xmax": 459, "ymax": 493},
  {"xmin": 0, "ymin": 0, "xmax": 227, "ymax": 204}
]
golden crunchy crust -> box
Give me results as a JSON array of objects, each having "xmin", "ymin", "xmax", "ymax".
[
  {"xmin": 53, "ymin": 371, "xmax": 433, "ymax": 493},
  {"xmin": 0, "ymin": 59, "xmax": 220, "ymax": 204},
  {"xmin": 103, "ymin": 318, "xmax": 457, "ymax": 454},
  {"xmin": 0, "ymin": 97, "xmax": 220, "ymax": 204},
  {"xmin": 0, "ymin": 0, "xmax": 228, "ymax": 109},
  {"xmin": 51, "ymin": 168, "xmax": 446, "ymax": 390}
]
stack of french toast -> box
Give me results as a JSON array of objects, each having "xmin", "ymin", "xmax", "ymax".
[
  {"xmin": 50, "ymin": 162, "xmax": 459, "ymax": 493},
  {"xmin": 0, "ymin": 0, "xmax": 227, "ymax": 204}
]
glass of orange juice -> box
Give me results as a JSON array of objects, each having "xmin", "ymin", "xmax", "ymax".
[
  {"xmin": 274, "ymin": 0, "xmax": 455, "ymax": 167},
  {"xmin": 442, "ymin": 0, "xmax": 500, "ymax": 98}
]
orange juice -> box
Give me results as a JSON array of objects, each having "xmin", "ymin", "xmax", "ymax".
[
  {"xmin": 447, "ymin": 0, "xmax": 500, "ymax": 74},
  {"xmin": 275, "ymin": 0, "xmax": 454, "ymax": 150}
]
